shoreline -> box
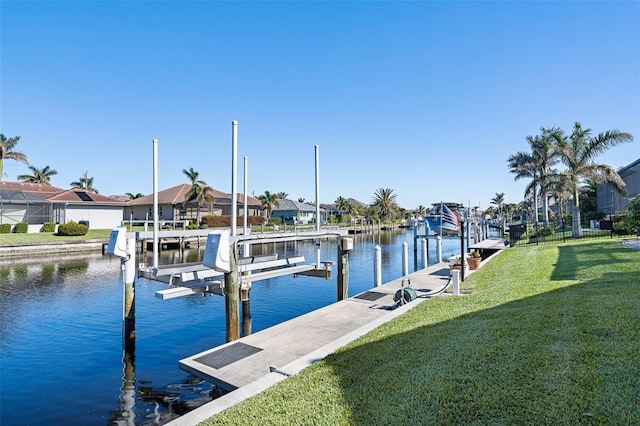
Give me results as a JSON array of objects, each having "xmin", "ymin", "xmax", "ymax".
[{"xmin": 0, "ymin": 239, "xmax": 108, "ymax": 258}]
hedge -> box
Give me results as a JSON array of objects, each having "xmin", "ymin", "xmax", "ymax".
[
  {"xmin": 200, "ymin": 215, "xmax": 266, "ymax": 227},
  {"xmin": 57, "ymin": 221, "xmax": 89, "ymax": 236}
]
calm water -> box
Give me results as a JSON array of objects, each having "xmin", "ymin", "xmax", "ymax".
[{"xmin": 0, "ymin": 228, "xmax": 468, "ymax": 425}]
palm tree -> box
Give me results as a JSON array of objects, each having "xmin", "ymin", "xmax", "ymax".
[
  {"xmin": 71, "ymin": 171, "xmax": 98, "ymax": 193},
  {"xmin": 297, "ymin": 197, "xmax": 306, "ymax": 203},
  {"xmin": 276, "ymin": 192, "xmax": 288, "ymax": 199},
  {"xmin": 552, "ymin": 122, "xmax": 633, "ymax": 237},
  {"xmin": 0, "ymin": 134, "xmax": 29, "ymax": 181},
  {"xmin": 182, "ymin": 168, "xmax": 214, "ymax": 224},
  {"xmin": 17, "ymin": 165, "xmax": 57, "ymax": 184},
  {"xmin": 508, "ymin": 128, "xmax": 560, "ymax": 226},
  {"xmin": 257, "ymin": 191, "xmax": 280, "ymax": 220},
  {"xmin": 490, "ymin": 193, "xmax": 505, "ymax": 221},
  {"xmin": 415, "ymin": 205, "xmax": 427, "ymax": 218},
  {"xmin": 371, "ymin": 188, "xmax": 399, "ymax": 222},
  {"xmin": 125, "ymin": 192, "xmax": 144, "ymax": 200}
]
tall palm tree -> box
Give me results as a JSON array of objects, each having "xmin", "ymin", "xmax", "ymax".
[
  {"xmin": 508, "ymin": 127, "xmax": 560, "ymax": 226},
  {"xmin": 276, "ymin": 192, "xmax": 288, "ymax": 199},
  {"xmin": 17, "ymin": 165, "xmax": 58, "ymax": 184},
  {"xmin": 490, "ymin": 192, "xmax": 505, "ymax": 221},
  {"xmin": 371, "ymin": 188, "xmax": 399, "ymax": 221},
  {"xmin": 257, "ymin": 191, "xmax": 279, "ymax": 219},
  {"xmin": 182, "ymin": 168, "xmax": 214, "ymax": 224},
  {"xmin": 552, "ymin": 122, "xmax": 633, "ymax": 237},
  {"xmin": 0, "ymin": 134, "xmax": 29, "ymax": 181},
  {"xmin": 125, "ymin": 192, "xmax": 144, "ymax": 200},
  {"xmin": 71, "ymin": 171, "xmax": 98, "ymax": 193}
]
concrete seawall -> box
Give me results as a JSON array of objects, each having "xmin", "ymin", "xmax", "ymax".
[{"xmin": 0, "ymin": 240, "xmax": 107, "ymax": 257}]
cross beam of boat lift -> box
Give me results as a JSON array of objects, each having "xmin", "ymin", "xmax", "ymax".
[{"xmin": 145, "ymin": 231, "xmax": 338, "ymax": 300}]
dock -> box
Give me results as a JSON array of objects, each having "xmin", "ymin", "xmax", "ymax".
[
  {"xmin": 469, "ymin": 238, "xmax": 509, "ymax": 250},
  {"xmin": 167, "ymin": 256, "xmax": 492, "ymax": 426}
]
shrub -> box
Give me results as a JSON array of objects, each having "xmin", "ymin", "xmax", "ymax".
[
  {"xmin": 0, "ymin": 224, "xmax": 11, "ymax": 234},
  {"xmin": 14, "ymin": 222, "xmax": 28, "ymax": 233},
  {"xmin": 200, "ymin": 215, "xmax": 266, "ymax": 227},
  {"xmin": 43, "ymin": 222, "xmax": 56, "ymax": 232},
  {"xmin": 57, "ymin": 221, "xmax": 88, "ymax": 236}
]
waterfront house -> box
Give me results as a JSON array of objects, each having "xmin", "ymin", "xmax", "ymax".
[
  {"xmin": 271, "ymin": 199, "xmax": 325, "ymax": 225},
  {"xmin": 125, "ymin": 184, "xmax": 263, "ymax": 224},
  {"xmin": 0, "ymin": 181, "xmax": 126, "ymax": 232},
  {"xmin": 597, "ymin": 158, "xmax": 640, "ymax": 213}
]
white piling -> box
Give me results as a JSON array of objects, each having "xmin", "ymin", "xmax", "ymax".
[
  {"xmin": 243, "ymin": 156, "xmax": 248, "ymax": 235},
  {"xmin": 402, "ymin": 242, "xmax": 408, "ymax": 276},
  {"xmin": 421, "ymin": 238, "xmax": 428, "ymax": 268},
  {"xmin": 374, "ymin": 245, "xmax": 382, "ymax": 287},
  {"xmin": 231, "ymin": 121, "xmax": 238, "ymax": 237},
  {"xmin": 436, "ymin": 235, "xmax": 442, "ymax": 263},
  {"xmin": 452, "ymin": 269, "xmax": 460, "ymax": 296},
  {"xmin": 152, "ymin": 138, "xmax": 159, "ymax": 269}
]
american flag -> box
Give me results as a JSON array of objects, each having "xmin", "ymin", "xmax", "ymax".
[{"xmin": 441, "ymin": 204, "xmax": 460, "ymax": 227}]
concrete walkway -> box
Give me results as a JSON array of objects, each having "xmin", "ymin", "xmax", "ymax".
[{"xmin": 167, "ymin": 259, "xmax": 477, "ymax": 426}]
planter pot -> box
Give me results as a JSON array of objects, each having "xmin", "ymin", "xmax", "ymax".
[{"xmin": 467, "ymin": 257, "xmax": 481, "ymax": 270}]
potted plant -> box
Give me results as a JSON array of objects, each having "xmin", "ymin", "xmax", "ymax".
[
  {"xmin": 467, "ymin": 251, "xmax": 481, "ymax": 270},
  {"xmin": 449, "ymin": 255, "xmax": 464, "ymax": 271}
]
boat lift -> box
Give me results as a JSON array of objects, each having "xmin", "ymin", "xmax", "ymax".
[{"xmin": 134, "ymin": 229, "xmax": 342, "ymax": 300}]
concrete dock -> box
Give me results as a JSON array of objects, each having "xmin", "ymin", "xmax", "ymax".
[{"xmin": 168, "ymin": 255, "xmax": 487, "ymax": 426}]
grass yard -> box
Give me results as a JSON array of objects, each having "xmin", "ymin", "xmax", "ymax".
[
  {"xmin": 0, "ymin": 229, "xmax": 112, "ymax": 244},
  {"xmin": 202, "ymin": 239, "xmax": 640, "ymax": 425}
]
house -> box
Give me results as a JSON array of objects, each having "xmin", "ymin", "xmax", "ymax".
[
  {"xmin": 125, "ymin": 184, "xmax": 263, "ymax": 223},
  {"xmin": 597, "ymin": 158, "xmax": 640, "ymax": 213},
  {"xmin": 270, "ymin": 199, "xmax": 324, "ymax": 225},
  {"xmin": 0, "ymin": 181, "xmax": 127, "ymax": 232}
]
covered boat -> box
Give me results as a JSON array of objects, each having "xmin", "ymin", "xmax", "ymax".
[{"xmin": 424, "ymin": 202, "xmax": 465, "ymax": 236}]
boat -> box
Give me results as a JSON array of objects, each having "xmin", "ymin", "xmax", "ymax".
[{"xmin": 423, "ymin": 202, "xmax": 465, "ymax": 236}]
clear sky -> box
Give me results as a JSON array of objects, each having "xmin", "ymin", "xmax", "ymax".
[{"xmin": 1, "ymin": 1, "xmax": 638, "ymax": 212}]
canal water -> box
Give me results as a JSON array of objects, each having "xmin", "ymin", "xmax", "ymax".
[{"xmin": 0, "ymin": 228, "xmax": 468, "ymax": 425}]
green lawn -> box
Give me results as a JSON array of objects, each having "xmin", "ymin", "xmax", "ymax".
[{"xmin": 202, "ymin": 239, "xmax": 640, "ymax": 425}]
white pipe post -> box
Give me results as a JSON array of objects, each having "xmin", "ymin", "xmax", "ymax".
[
  {"xmin": 436, "ymin": 235, "xmax": 442, "ymax": 263},
  {"xmin": 452, "ymin": 269, "xmax": 460, "ymax": 296},
  {"xmin": 374, "ymin": 245, "xmax": 382, "ymax": 287},
  {"xmin": 421, "ymin": 237, "xmax": 428, "ymax": 268},
  {"xmin": 231, "ymin": 121, "xmax": 238, "ymax": 236},
  {"xmin": 402, "ymin": 242, "xmax": 408, "ymax": 276},
  {"xmin": 152, "ymin": 138, "xmax": 159, "ymax": 269},
  {"xmin": 314, "ymin": 145, "xmax": 321, "ymax": 267},
  {"xmin": 243, "ymin": 156, "xmax": 248, "ymax": 234},
  {"xmin": 314, "ymin": 145, "xmax": 320, "ymax": 231}
]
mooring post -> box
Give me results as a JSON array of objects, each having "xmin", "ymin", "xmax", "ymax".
[
  {"xmin": 402, "ymin": 242, "xmax": 409, "ymax": 276},
  {"xmin": 123, "ymin": 237, "xmax": 136, "ymax": 344},
  {"xmin": 374, "ymin": 244, "xmax": 382, "ymax": 287},
  {"xmin": 337, "ymin": 238, "xmax": 352, "ymax": 300},
  {"xmin": 421, "ymin": 237, "xmax": 428, "ymax": 269},
  {"xmin": 224, "ymin": 246, "xmax": 240, "ymax": 342}
]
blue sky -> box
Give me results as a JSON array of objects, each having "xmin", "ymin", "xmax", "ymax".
[{"xmin": 1, "ymin": 1, "xmax": 638, "ymax": 211}]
